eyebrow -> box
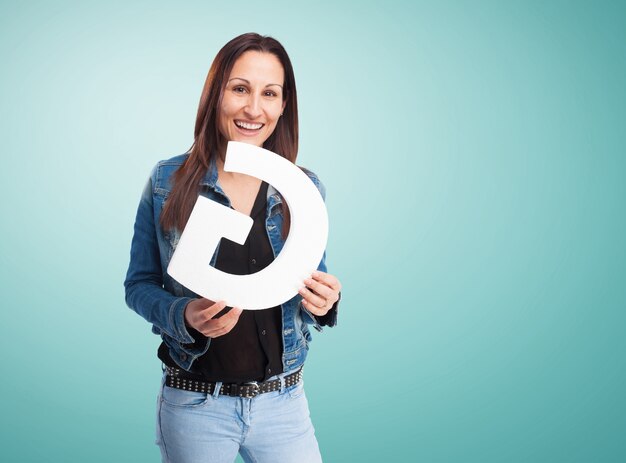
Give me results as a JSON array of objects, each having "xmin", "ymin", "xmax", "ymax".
[{"xmin": 227, "ymin": 77, "xmax": 283, "ymax": 89}]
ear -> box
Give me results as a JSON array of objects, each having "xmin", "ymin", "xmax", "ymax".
[{"xmin": 281, "ymin": 99, "xmax": 287, "ymax": 114}]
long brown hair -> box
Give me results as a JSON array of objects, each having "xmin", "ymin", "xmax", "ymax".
[{"xmin": 161, "ymin": 33, "xmax": 299, "ymax": 233}]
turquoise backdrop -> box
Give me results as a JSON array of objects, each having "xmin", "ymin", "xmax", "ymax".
[{"xmin": 1, "ymin": 1, "xmax": 624, "ymax": 462}]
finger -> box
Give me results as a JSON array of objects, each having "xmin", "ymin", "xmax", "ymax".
[
  {"xmin": 301, "ymin": 299, "xmax": 326, "ymax": 316},
  {"xmin": 300, "ymin": 287, "xmax": 326, "ymax": 308},
  {"xmin": 203, "ymin": 322, "xmax": 232, "ymax": 338},
  {"xmin": 203, "ymin": 307, "xmax": 243, "ymax": 337},
  {"xmin": 195, "ymin": 301, "xmax": 227, "ymax": 329},
  {"xmin": 205, "ymin": 325, "xmax": 229, "ymax": 338},
  {"xmin": 312, "ymin": 271, "xmax": 341, "ymax": 291},
  {"xmin": 220, "ymin": 307, "xmax": 243, "ymax": 325},
  {"xmin": 208, "ymin": 309, "xmax": 239, "ymax": 331},
  {"xmin": 299, "ymin": 286, "xmax": 327, "ymax": 309},
  {"xmin": 202, "ymin": 301, "xmax": 228, "ymax": 319},
  {"xmin": 303, "ymin": 278, "xmax": 334, "ymax": 300},
  {"xmin": 206, "ymin": 323, "xmax": 233, "ymax": 337},
  {"xmin": 206, "ymin": 318, "xmax": 238, "ymax": 338}
]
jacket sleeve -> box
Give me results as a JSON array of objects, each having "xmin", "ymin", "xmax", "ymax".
[
  {"xmin": 299, "ymin": 172, "xmax": 340, "ymax": 331},
  {"xmin": 123, "ymin": 173, "xmax": 208, "ymax": 354}
]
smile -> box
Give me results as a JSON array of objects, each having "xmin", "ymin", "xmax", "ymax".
[{"xmin": 235, "ymin": 120, "xmax": 264, "ymax": 130}]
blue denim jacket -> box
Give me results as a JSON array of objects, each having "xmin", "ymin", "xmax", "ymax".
[{"xmin": 124, "ymin": 153, "xmax": 337, "ymax": 371}]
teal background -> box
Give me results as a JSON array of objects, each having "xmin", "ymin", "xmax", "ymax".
[{"xmin": 1, "ymin": 0, "xmax": 625, "ymax": 461}]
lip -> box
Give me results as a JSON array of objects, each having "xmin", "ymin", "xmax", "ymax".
[{"xmin": 233, "ymin": 119, "xmax": 264, "ymax": 136}]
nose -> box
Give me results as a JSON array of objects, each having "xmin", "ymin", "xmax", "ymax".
[
  {"xmin": 244, "ymin": 93, "xmax": 262, "ymax": 119},
  {"xmin": 244, "ymin": 93, "xmax": 261, "ymax": 117}
]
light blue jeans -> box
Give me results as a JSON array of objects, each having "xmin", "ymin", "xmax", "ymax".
[{"xmin": 156, "ymin": 370, "xmax": 322, "ymax": 463}]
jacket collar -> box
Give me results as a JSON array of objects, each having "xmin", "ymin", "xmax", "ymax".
[
  {"xmin": 198, "ymin": 154, "xmax": 284, "ymax": 213},
  {"xmin": 199, "ymin": 156, "xmax": 220, "ymax": 190}
]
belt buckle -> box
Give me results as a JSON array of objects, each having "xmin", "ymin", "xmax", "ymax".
[{"xmin": 242, "ymin": 381, "xmax": 260, "ymax": 398}]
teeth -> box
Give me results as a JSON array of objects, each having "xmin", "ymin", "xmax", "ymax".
[{"xmin": 235, "ymin": 120, "xmax": 263, "ymax": 130}]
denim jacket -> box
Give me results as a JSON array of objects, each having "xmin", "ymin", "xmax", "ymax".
[{"xmin": 124, "ymin": 153, "xmax": 337, "ymax": 371}]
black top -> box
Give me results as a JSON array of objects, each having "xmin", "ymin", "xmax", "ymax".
[{"xmin": 158, "ymin": 181, "xmax": 284, "ymax": 382}]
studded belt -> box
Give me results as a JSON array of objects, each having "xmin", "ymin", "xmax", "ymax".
[{"xmin": 164, "ymin": 366, "xmax": 303, "ymax": 399}]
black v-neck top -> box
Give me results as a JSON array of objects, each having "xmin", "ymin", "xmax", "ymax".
[{"xmin": 158, "ymin": 181, "xmax": 284, "ymax": 382}]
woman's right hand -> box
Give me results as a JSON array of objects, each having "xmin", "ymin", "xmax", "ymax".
[{"xmin": 184, "ymin": 298, "xmax": 243, "ymax": 338}]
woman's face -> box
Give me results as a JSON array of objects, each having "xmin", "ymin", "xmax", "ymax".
[{"xmin": 218, "ymin": 51, "xmax": 286, "ymax": 148}]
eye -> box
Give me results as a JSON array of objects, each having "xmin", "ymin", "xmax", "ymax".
[
  {"xmin": 264, "ymin": 90, "xmax": 278, "ymax": 98},
  {"xmin": 233, "ymin": 86, "xmax": 247, "ymax": 94}
]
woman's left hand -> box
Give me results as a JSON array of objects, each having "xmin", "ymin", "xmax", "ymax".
[{"xmin": 299, "ymin": 271, "xmax": 342, "ymax": 316}]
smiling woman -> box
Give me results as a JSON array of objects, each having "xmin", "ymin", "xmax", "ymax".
[
  {"xmin": 159, "ymin": 34, "xmax": 300, "ymax": 233},
  {"xmin": 123, "ymin": 33, "xmax": 341, "ymax": 463},
  {"xmin": 219, "ymin": 52, "xmax": 286, "ymax": 146}
]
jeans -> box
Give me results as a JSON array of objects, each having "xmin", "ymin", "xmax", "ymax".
[{"xmin": 156, "ymin": 370, "xmax": 323, "ymax": 463}]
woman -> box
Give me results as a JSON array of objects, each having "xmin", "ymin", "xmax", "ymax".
[{"xmin": 124, "ymin": 33, "xmax": 341, "ymax": 463}]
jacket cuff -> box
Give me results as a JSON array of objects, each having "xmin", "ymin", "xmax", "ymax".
[
  {"xmin": 301, "ymin": 292, "xmax": 340, "ymax": 332},
  {"xmin": 169, "ymin": 297, "xmax": 195, "ymax": 344},
  {"xmin": 180, "ymin": 326, "xmax": 211, "ymax": 356},
  {"xmin": 314, "ymin": 291, "xmax": 340, "ymax": 328}
]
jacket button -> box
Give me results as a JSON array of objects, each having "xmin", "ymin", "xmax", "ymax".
[
  {"xmin": 251, "ymin": 258, "xmax": 257, "ymax": 265},
  {"xmin": 180, "ymin": 353, "xmax": 187, "ymax": 361}
]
